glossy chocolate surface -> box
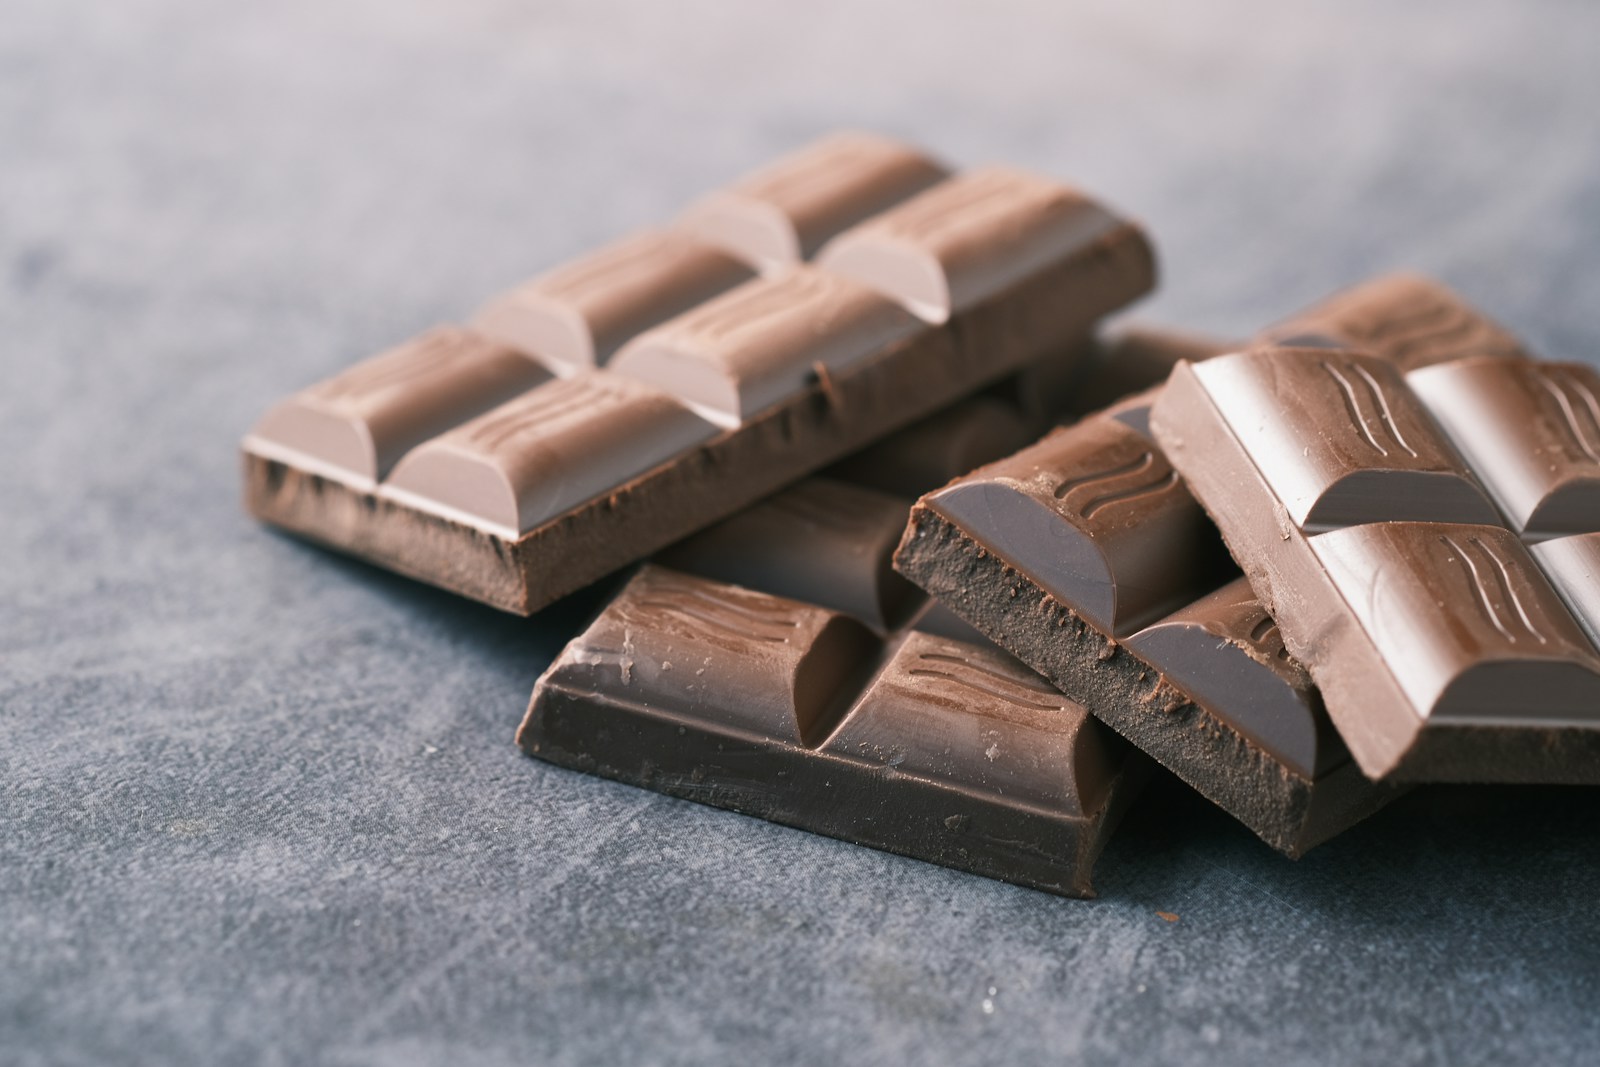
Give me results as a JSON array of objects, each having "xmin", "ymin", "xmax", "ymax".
[
  {"xmin": 1182, "ymin": 347, "xmax": 1499, "ymax": 530},
  {"xmin": 1409, "ymin": 356, "xmax": 1600, "ymax": 538},
  {"xmin": 816, "ymin": 167, "xmax": 1124, "ymax": 323},
  {"xmin": 244, "ymin": 326, "xmax": 549, "ymax": 483},
  {"xmin": 471, "ymin": 230, "xmax": 756, "ymax": 376},
  {"xmin": 678, "ymin": 131, "xmax": 949, "ymax": 271}
]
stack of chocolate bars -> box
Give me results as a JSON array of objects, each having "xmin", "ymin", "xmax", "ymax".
[{"xmin": 242, "ymin": 133, "xmax": 1600, "ymax": 898}]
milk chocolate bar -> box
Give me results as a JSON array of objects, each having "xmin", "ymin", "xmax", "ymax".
[
  {"xmin": 519, "ymin": 565, "xmax": 1144, "ymax": 898},
  {"xmin": 243, "ymin": 137, "xmax": 1155, "ymax": 614},
  {"xmin": 1152, "ymin": 285, "xmax": 1600, "ymax": 782},
  {"xmin": 894, "ymin": 393, "xmax": 1400, "ymax": 857}
]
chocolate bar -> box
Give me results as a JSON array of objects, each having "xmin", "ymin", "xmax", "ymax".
[
  {"xmin": 519, "ymin": 565, "xmax": 1145, "ymax": 898},
  {"xmin": 1151, "ymin": 277, "xmax": 1600, "ymax": 782},
  {"xmin": 893, "ymin": 390, "xmax": 1401, "ymax": 857},
  {"xmin": 242, "ymin": 135, "xmax": 1155, "ymax": 614}
]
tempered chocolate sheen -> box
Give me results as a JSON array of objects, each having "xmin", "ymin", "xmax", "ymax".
[
  {"xmin": 1531, "ymin": 533, "xmax": 1600, "ymax": 647},
  {"xmin": 816, "ymin": 167, "xmax": 1125, "ymax": 324},
  {"xmin": 607, "ymin": 267, "xmax": 924, "ymax": 427},
  {"xmin": 926, "ymin": 416, "xmax": 1224, "ymax": 637},
  {"xmin": 383, "ymin": 373, "xmax": 717, "ymax": 536},
  {"xmin": 471, "ymin": 229, "xmax": 756, "ymax": 375},
  {"xmin": 1259, "ymin": 272, "xmax": 1531, "ymax": 370},
  {"xmin": 1152, "ymin": 353, "xmax": 1600, "ymax": 782},
  {"xmin": 678, "ymin": 131, "xmax": 950, "ymax": 271},
  {"xmin": 1408, "ymin": 356, "xmax": 1600, "ymax": 538},
  {"xmin": 1182, "ymin": 347, "xmax": 1499, "ymax": 530},
  {"xmin": 521, "ymin": 566, "xmax": 1139, "ymax": 897},
  {"xmin": 244, "ymin": 327, "xmax": 549, "ymax": 483}
]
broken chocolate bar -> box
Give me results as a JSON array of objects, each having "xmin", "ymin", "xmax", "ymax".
[
  {"xmin": 520, "ymin": 565, "xmax": 1145, "ymax": 897},
  {"xmin": 1151, "ymin": 341, "xmax": 1600, "ymax": 782},
  {"xmin": 893, "ymin": 392, "xmax": 1401, "ymax": 857}
]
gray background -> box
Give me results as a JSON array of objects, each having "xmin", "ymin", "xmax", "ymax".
[{"xmin": 5, "ymin": 1, "xmax": 1599, "ymax": 1064}]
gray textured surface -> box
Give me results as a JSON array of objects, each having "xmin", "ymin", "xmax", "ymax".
[{"xmin": 4, "ymin": 1, "xmax": 1599, "ymax": 1064}]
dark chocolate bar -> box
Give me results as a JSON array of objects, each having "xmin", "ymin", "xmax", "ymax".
[
  {"xmin": 243, "ymin": 136, "xmax": 1155, "ymax": 614},
  {"xmin": 1152, "ymin": 339, "xmax": 1600, "ymax": 782},
  {"xmin": 519, "ymin": 565, "xmax": 1145, "ymax": 898},
  {"xmin": 894, "ymin": 393, "xmax": 1401, "ymax": 857}
]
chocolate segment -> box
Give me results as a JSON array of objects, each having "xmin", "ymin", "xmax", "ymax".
[
  {"xmin": 1408, "ymin": 357, "xmax": 1600, "ymax": 538},
  {"xmin": 384, "ymin": 374, "xmax": 717, "ymax": 536},
  {"xmin": 1067, "ymin": 325, "xmax": 1237, "ymax": 418},
  {"xmin": 471, "ymin": 230, "xmax": 756, "ymax": 376},
  {"xmin": 925, "ymin": 416, "xmax": 1226, "ymax": 637},
  {"xmin": 656, "ymin": 478, "xmax": 920, "ymax": 633},
  {"xmin": 1260, "ymin": 273, "xmax": 1531, "ymax": 370},
  {"xmin": 895, "ymin": 398, "xmax": 1400, "ymax": 857},
  {"xmin": 521, "ymin": 566, "xmax": 1142, "ymax": 898},
  {"xmin": 678, "ymin": 131, "xmax": 949, "ymax": 272},
  {"xmin": 1124, "ymin": 578, "xmax": 1339, "ymax": 780},
  {"xmin": 817, "ymin": 167, "xmax": 1129, "ymax": 323},
  {"xmin": 607, "ymin": 268, "xmax": 924, "ymax": 427},
  {"xmin": 1531, "ymin": 533, "xmax": 1600, "ymax": 647},
  {"xmin": 1179, "ymin": 347, "xmax": 1499, "ymax": 530},
  {"xmin": 243, "ymin": 327, "xmax": 549, "ymax": 483},
  {"xmin": 1151, "ymin": 356, "xmax": 1600, "ymax": 782}
]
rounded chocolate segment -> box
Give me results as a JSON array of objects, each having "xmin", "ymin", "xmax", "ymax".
[
  {"xmin": 382, "ymin": 372, "xmax": 718, "ymax": 536},
  {"xmin": 1125, "ymin": 578, "xmax": 1339, "ymax": 779},
  {"xmin": 471, "ymin": 229, "xmax": 755, "ymax": 375},
  {"xmin": 545, "ymin": 566, "xmax": 881, "ymax": 746},
  {"xmin": 607, "ymin": 267, "xmax": 923, "ymax": 427},
  {"xmin": 1259, "ymin": 273, "xmax": 1531, "ymax": 371},
  {"xmin": 243, "ymin": 326, "xmax": 549, "ymax": 484},
  {"xmin": 814, "ymin": 167, "xmax": 1124, "ymax": 324},
  {"xmin": 1529, "ymin": 533, "xmax": 1600, "ymax": 649},
  {"xmin": 677, "ymin": 131, "xmax": 949, "ymax": 272},
  {"xmin": 1408, "ymin": 357, "xmax": 1600, "ymax": 538},
  {"xmin": 925, "ymin": 416, "xmax": 1227, "ymax": 637},
  {"xmin": 1188, "ymin": 347, "xmax": 1501, "ymax": 531},
  {"xmin": 1309, "ymin": 523, "xmax": 1600, "ymax": 725},
  {"xmin": 822, "ymin": 631, "xmax": 1114, "ymax": 815},
  {"xmin": 656, "ymin": 478, "xmax": 920, "ymax": 633}
]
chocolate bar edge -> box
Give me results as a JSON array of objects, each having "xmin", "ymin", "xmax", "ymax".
[
  {"xmin": 893, "ymin": 502, "xmax": 1405, "ymax": 856},
  {"xmin": 518, "ymin": 676, "xmax": 1150, "ymax": 899}
]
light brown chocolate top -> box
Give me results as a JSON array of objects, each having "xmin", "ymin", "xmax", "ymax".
[
  {"xmin": 1308, "ymin": 522, "xmax": 1600, "ymax": 725},
  {"xmin": 1409, "ymin": 356, "xmax": 1600, "ymax": 539},
  {"xmin": 1530, "ymin": 533, "xmax": 1600, "ymax": 649},
  {"xmin": 815, "ymin": 167, "xmax": 1123, "ymax": 323},
  {"xmin": 471, "ymin": 229, "xmax": 755, "ymax": 375},
  {"xmin": 678, "ymin": 131, "xmax": 949, "ymax": 271},
  {"xmin": 1182, "ymin": 347, "xmax": 1500, "ymax": 531},
  {"xmin": 607, "ymin": 267, "xmax": 924, "ymax": 426},
  {"xmin": 1260, "ymin": 272, "xmax": 1531, "ymax": 371},
  {"xmin": 244, "ymin": 326, "xmax": 548, "ymax": 483},
  {"xmin": 382, "ymin": 372, "xmax": 717, "ymax": 536}
]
